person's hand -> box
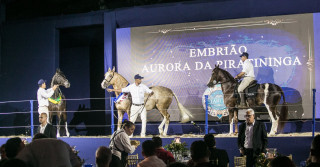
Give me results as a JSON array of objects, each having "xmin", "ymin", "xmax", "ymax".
[
  {"xmin": 131, "ymin": 140, "xmax": 140, "ymax": 147},
  {"xmin": 234, "ymin": 76, "xmax": 238, "ymax": 79},
  {"xmin": 239, "ymin": 148, "xmax": 244, "ymax": 155},
  {"xmin": 53, "ymin": 85, "xmax": 59, "ymax": 90},
  {"xmin": 107, "ymin": 88, "xmax": 113, "ymax": 92}
]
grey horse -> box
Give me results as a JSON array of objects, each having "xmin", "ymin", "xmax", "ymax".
[{"xmin": 101, "ymin": 67, "xmax": 193, "ymax": 137}]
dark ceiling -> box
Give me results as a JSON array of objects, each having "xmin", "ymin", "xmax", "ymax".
[{"xmin": 2, "ymin": 0, "xmax": 196, "ymax": 21}]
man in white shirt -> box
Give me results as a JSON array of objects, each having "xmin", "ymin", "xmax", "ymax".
[
  {"xmin": 37, "ymin": 79, "xmax": 58, "ymax": 123},
  {"xmin": 234, "ymin": 52, "xmax": 255, "ymax": 108},
  {"xmin": 107, "ymin": 74, "xmax": 153, "ymax": 137}
]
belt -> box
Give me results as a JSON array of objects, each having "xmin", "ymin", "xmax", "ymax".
[{"xmin": 132, "ymin": 103, "xmax": 144, "ymax": 106}]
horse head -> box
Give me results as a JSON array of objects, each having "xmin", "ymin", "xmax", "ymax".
[
  {"xmin": 207, "ymin": 64, "xmax": 221, "ymax": 87},
  {"xmin": 52, "ymin": 68, "xmax": 70, "ymax": 88},
  {"xmin": 101, "ymin": 66, "xmax": 116, "ymax": 89}
]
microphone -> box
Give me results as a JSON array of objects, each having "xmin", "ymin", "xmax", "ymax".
[{"xmin": 191, "ymin": 121, "xmax": 203, "ymax": 134}]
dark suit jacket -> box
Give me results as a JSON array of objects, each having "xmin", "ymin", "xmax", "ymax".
[
  {"xmin": 37, "ymin": 123, "xmax": 57, "ymax": 138},
  {"xmin": 238, "ymin": 121, "xmax": 268, "ymax": 157}
]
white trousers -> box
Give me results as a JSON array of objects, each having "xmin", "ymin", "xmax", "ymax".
[
  {"xmin": 38, "ymin": 106, "xmax": 50, "ymax": 123},
  {"xmin": 238, "ymin": 77, "xmax": 255, "ymax": 93},
  {"xmin": 130, "ymin": 105, "xmax": 147, "ymax": 136}
]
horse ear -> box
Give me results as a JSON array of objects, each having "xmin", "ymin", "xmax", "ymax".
[
  {"xmin": 112, "ymin": 66, "xmax": 115, "ymax": 72},
  {"xmin": 56, "ymin": 68, "xmax": 61, "ymax": 72},
  {"xmin": 215, "ymin": 64, "xmax": 217, "ymax": 68},
  {"xmin": 217, "ymin": 64, "xmax": 220, "ymax": 68},
  {"xmin": 108, "ymin": 67, "xmax": 111, "ymax": 72}
]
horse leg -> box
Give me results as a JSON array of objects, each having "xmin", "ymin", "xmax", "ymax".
[
  {"xmin": 263, "ymin": 84, "xmax": 278, "ymax": 136},
  {"xmin": 62, "ymin": 111, "xmax": 70, "ymax": 137},
  {"xmin": 56, "ymin": 112, "xmax": 61, "ymax": 137},
  {"xmin": 234, "ymin": 109, "xmax": 239, "ymax": 134},
  {"xmin": 228, "ymin": 109, "xmax": 234, "ymax": 135},
  {"xmin": 158, "ymin": 109, "xmax": 170, "ymax": 136},
  {"xmin": 117, "ymin": 110, "xmax": 124, "ymax": 131},
  {"xmin": 269, "ymin": 106, "xmax": 279, "ymax": 135},
  {"xmin": 49, "ymin": 111, "xmax": 53, "ymax": 124}
]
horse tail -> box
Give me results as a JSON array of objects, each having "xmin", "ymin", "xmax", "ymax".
[
  {"xmin": 278, "ymin": 86, "xmax": 288, "ymax": 131},
  {"xmin": 172, "ymin": 92, "xmax": 193, "ymax": 123}
]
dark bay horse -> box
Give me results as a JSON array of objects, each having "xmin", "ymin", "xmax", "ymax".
[
  {"xmin": 207, "ymin": 65, "xmax": 288, "ymax": 135},
  {"xmin": 101, "ymin": 67, "xmax": 193, "ymax": 137},
  {"xmin": 48, "ymin": 69, "xmax": 71, "ymax": 137}
]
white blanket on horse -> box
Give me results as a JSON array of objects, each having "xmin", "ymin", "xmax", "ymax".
[{"xmin": 114, "ymin": 93, "xmax": 129, "ymax": 103}]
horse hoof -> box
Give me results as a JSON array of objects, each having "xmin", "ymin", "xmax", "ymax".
[
  {"xmin": 268, "ymin": 133, "xmax": 276, "ymax": 137},
  {"xmin": 141, "ymin": 134, "xmax": 146, "ymax": 138},
  {"xmin": 180, "ymin": 116, "xmax": 190, "ymax": 123}
]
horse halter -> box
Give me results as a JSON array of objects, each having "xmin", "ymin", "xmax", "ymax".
[
  {"xmin": 211, "ymin": 69, "xmax": 232, "ymax": 86},
  {"xmin": 104, "ymin": 71, "xmax": 115, "ymax": 83}
]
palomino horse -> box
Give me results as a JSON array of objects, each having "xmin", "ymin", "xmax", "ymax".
[
  {"xmin": 207, "ymin": 65, "xmax": 288, "ymax": 135},
  {"xmin": 101, "ymin": 67, "xmax": 193, "ymax": 136},
  {"xmin": 48, "ymin": 69, "xmax": 71, "ymax": 137}
]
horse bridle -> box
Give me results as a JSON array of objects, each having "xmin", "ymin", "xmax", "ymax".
[
  {"xmin": 211, "ymin": 70, "xmax": 233, "ymax": 86},
  {"xmin": 104, "ymin": 71, "xmax": 115, "ymax": 84}
]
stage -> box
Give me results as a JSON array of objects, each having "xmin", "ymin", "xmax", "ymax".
[{"xmin": 0, "ymin": 135, "xmax": 316, "ymax": 166}]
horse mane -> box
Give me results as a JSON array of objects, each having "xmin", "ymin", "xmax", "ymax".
[{"xmin": 217, "ymin": 67, "xmax": 236, "ymax": 83}]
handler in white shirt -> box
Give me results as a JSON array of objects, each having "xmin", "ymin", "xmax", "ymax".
[
  {"xmin": 107, "ymin": 74, "xmax": 153, "ymax": 137},
  {"xmin": 37, "ymin": 79, "xmax": 58, "ymax": 123},
  {"xmin": 234, "ymin": 52, "xmax": 255, "ymax": 108}
]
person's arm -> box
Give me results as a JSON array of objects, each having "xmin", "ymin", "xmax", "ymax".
[
  {"xmin": 143, "ymin": 85, "xmax": 153, "ymax": 95},
  {"xmin": 235, "ymin": 72, "xmax": 245, "ymax": 79},
  {"xmin": 261, "ymin": 122, "xmax": 268, "ymax": 152},
  {"xmin": 39, "ymin": 88, "xmax": 55, "ymax": 99},
  {"xmin": 238, "ymin": 124, "xmax": 245, "ymax": 155},
  {"xmin": 120, "ymin": 133, "xmax": 136, "ymax": 154},
  {"xmin": 235, "ymin": 61, "xmax": 249, "ymax": 79},
  {"xmin": 108, "ymin": 85, "xmax": 131, "ymax": 93},
  {"xmin": 107, "ymin": 88, "xmax": 122, "ymax": 93}
]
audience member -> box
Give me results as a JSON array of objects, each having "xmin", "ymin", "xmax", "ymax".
[
  {"xmin": 238, "ymin": 109, "xmax": 268, "ymax": 167},
  {"xmin": 152, "ymin": 136, "xmax": 175, "ymax": 164},
  {"xmin": 109, "ymin": 120, "xmax": 139, "ymax": 167},
  {"xmin": 96, "ymin": 146, "xmax": 112, "ymax": 167},
  {"xmin": 37, "ymin": 113, "xmax": 56, "ymax": 138},
  {"xmin": 307, "ymin": 134, "xmax": 320, "ymax": 167},
  {"xmin": 0, "ymin": 144, "xmax": 8, "ymax": 167},
  {"xmin": 32, "ymin": 133, "xmax": 48, "ymax": 141},
  {"xmin": 16, "ymin": 138, "xmax": 81, "ymax": 167},
  {"xmin": 4, "ymin": 137, "xmax": 25, "ymax": 159},
  {"xmin": 269, "ymin": 156, "xmax": 295, "ymax": 167},
  {"xmin": 204, "ymin": 134, "xmax": 229, "ymax": 167},
  {"xmin": 2, "ymin": 158, "xmax": 27, "ymax": 167},
  {"xmin": 188, "ymin": 140, "xmax": 215, "ymax": 167},
  {"xmin": 167, "ymin": 162, "xmax": 188, "ymax": 167},
  {"xmin": 138, "ymin": 140, "xmax": 166, "ymax": 167}
]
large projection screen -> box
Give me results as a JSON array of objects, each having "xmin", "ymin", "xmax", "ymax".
[{"xmin": 117, "ymin": 13, "xmax": 318, "ymax": 121}]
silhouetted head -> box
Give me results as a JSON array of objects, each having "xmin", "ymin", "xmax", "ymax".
[
  {"xmin": 96, "ymin": 146, "xmax": 112, "ymax": 167},
  {"xmin": 204, "ymin": 134, "xmax": 216, "ymax": 148},
  {"xmin": 142, "ymin": 140, "xmax": 156, "ymax": 158}
]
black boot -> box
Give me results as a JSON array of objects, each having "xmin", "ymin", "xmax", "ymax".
[{"xmin": 238, "ymin": 92, "xmax": 247, "ymax": 108}]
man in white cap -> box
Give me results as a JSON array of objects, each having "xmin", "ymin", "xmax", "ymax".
[
  {"xmin": 37, "ymin": 79, "xmax": 58, "ymax": 123},
  {"xmin": 234, "ymin": 52, "xmax": 255, "ymax": 108},
  {"xmin": 107, "ymin": 74, "xmax": 153, "ymax": 137}
]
